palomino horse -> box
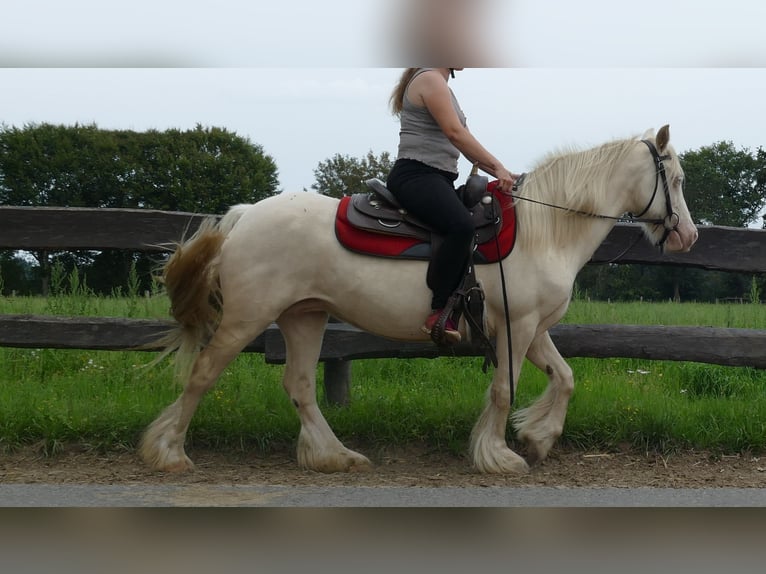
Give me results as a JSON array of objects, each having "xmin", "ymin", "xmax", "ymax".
[{"xmin": 140, "ymin": 125, "xmax": 698, "ymax": 474}]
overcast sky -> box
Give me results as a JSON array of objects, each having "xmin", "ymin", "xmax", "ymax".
[{"xmin": 1, "ymin": 1, "xmax": 765, "ymax": 196}]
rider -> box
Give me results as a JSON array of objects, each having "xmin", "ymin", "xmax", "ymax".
[{"xmin": 386, "ymin": 68, "xmax": 518, "ymax": 344}]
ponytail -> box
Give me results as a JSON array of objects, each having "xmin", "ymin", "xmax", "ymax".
[{"xmin": 389, "ymin": 68, "xmax": 419, "ymax": 116}]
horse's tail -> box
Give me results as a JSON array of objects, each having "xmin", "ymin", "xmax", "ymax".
[
  {"xmin": 217, "ymin": 203, "xmax": 250, "ymax": 236},
  {"xmin": 152, "ymin": 206, "xmax": 248, "ymax": 382}
]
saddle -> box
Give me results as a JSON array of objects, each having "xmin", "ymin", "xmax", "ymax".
[
  {"xmin": 343, "ymin": 177, "xmax": 504, "ymax": 262},
  {"xmin": 335, "ymin": 176, "xmax": 517, "ymax": 264}
]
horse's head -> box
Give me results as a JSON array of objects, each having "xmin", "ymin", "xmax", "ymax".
[{"xmin": 632, "ymin": 125, "xmax": 698, "ymax": 253}]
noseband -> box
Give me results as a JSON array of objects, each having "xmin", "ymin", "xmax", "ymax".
[{"xmin": 632, "ymin": 139, "xmax": 679, "ymax": 247}]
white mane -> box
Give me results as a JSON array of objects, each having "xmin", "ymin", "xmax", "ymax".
[{"xmin": 514, "ymin": 137, "xmax": 639, "ymax": 252}]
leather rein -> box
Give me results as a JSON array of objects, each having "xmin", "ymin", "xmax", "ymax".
[{"xmin": 506, "ymin": 139, "xmax": 679, "ymax": 248}]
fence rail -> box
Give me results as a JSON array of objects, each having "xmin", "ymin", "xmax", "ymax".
[
  {"xmin": 2, "ymin": 205, "xmax": 766, "ymax": 272},
  {"xmin": 2, "ymin": 314, "xmax": 765, "ymax": 369},
  {"xmin": 2, "ymin": 206, "xmax": 765, "ymax": 404}
]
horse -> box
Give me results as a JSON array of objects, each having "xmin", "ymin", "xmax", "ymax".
[{"xmin": 139, "ymin": 124, "xmax": 698, "ymax": 474}]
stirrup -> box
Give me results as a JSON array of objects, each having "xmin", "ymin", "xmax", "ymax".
[{"xmin": 423, "ymin": 301, "xmax": 461, "ymax": 346}]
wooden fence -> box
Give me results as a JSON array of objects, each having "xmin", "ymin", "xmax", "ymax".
[{"xmin": 2, "ymin": 205, "xmax": 766, "ymax": 404}]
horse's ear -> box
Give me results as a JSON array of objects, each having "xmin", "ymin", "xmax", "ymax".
[
  {"xmin": 641, "ymin": 128, "xmax": 655, "ymax": 140},
  {"xmin": 656, "ymin": 124, "xmax": 670, "ymax": 152}
]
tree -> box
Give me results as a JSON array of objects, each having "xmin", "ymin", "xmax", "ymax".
[
  {"xmin": 312, "ymin": 150, "xmax": 394, "ymax": 198},
  {"xmin": 680, "ymin": 142, "xmax": 766, "ymax": 227},
  {"xmin": 0, "ymin": 123, "xmax": 280, "ymax": 211},
  {"xmin": 0, "ymin": 252, "xmax": 38, "ymax": 295},
  {"xmin": 0, "ymin": 123, "xmax": 281, "ymax": 294},
  {"xmin": 129, "ymin": 125, "xmax": 280, "ymax": 213}
]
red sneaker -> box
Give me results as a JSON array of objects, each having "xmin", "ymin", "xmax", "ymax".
[{"xmin": 421, "ymin": 309, "xmax": 461, "ymax": 344}]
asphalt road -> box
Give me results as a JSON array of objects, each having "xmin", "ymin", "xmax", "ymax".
[{"xmin": 2, "ymin": 484, "xmax": 766, "ymax": 507}]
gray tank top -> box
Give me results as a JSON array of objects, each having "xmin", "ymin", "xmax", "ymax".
[{"xmin": 396, "ymin": 68, "xmax": 466, "ymax": 175}]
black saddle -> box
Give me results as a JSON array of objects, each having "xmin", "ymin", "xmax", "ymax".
[{"xmin": 345, "ymin": 178, "xmax": 503, "ymax": 254}]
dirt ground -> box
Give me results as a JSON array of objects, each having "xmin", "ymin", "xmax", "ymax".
[{"xmin": 2, "ymin": 443, "xmax": 765, "ymax": 489}]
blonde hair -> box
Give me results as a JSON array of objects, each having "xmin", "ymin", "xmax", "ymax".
[
  {"xmin": 389, "ymin": 68, "xmax": 419, "ymax": 116},
  {"xmin": 516, "ymin": 139, "xmax": 638, "ymax": 253}
]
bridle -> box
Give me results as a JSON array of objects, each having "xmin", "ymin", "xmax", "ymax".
[
  {"xmin": 508, "ymin": 139, "xmax": 680, "ymax": 248},
  {"xmin": 633, "ymin": 139, "xmax": 680, "ymax": 248}
]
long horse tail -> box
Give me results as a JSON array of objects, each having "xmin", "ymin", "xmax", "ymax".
[{"xmin": 153, "ymin": 205, "xmax": 249, "ymax": 382}]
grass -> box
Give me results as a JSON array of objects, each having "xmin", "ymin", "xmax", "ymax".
[
  {"xmin": 561, "ymin": 358, "xmax": 766, "ymax": 453},
  {"xmin": 1, "ymin": 290, "xmax": 766, "ymax": 457},
  {"xmin": 563, "ymin": 299, "xmax": 766, "ymax": 329}
]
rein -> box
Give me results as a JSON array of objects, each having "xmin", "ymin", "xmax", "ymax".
[
  {"xmin": 489, "ymin": 203, "xmax": 514, "ymax": 407},
  {"xmin": 504, "ymin": 140, "xmax": 679, "ymax": 247}
]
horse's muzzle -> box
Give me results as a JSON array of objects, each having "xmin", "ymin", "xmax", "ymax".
[{"xmin": 664, "ymin": 221, "xmax": 698, "ymax": 253}]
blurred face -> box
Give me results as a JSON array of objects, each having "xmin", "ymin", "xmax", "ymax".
[{"xmin": 387, "ymin": 0, "xmax": 503, "ymax": 66}]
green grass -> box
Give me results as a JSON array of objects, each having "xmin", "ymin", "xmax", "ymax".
[
  {"xmin": 1, "ymin": 292, "xmax": 766, "ymax": 457},
  {"xmin": 560, "ymin": 358, "xmax": 766, "ymax": 453},
  {"xmin": 563, "ymin": 299, "xmax": 766, "ymax": 328}
]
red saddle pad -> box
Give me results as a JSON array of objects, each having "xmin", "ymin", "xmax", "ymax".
[{"xmin": 335, "ymin": 181, "xmax": 517, "ymax": 264}]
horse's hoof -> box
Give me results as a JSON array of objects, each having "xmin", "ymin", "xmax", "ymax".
[
  {"xmin": 525, "ymin": 452, "xmax": 541, "ymax": 467},
  {"xmin": 144, "ymin": 453, "xmax": 194, "ymax": 473},
  {"xmin": 473, "ymin": 450, "xmax": 530, "ymax": 474},
  {"xmin": 162, "ymin": 458, "xmax": 195, "ymax": 473},
  {"xmin": 507, "ymin": 459, "xmax": 530, "ymax": 474},
  {"xmin": 346, "ymin": 457, "xmax": 373, "ymax": 473},
  {"xmin": 300, "ymin": 450, "xmax": 372, "ymax": 473}
]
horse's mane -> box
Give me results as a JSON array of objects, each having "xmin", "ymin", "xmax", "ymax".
[{"xmin": 514, "ymin": 137, "xmax": 639, "ymax": 252}]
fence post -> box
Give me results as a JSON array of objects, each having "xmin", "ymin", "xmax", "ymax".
[{"xmin": 323, "ymin": 359, "xmax": 352, "ymax": 406}]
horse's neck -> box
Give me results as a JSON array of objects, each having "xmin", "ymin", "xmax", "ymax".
[
  {"xmin": 515, "ymin": 148, "xmax": 635, "ymax": 272},
  {"xmin": 566, "ymin": 217, "xmax": 619, "ymax": 272}
]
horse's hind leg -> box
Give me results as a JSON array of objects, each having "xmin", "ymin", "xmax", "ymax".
[
  {"xmin": 139, "ymin": 320, "xmax": 261, "ymax": 472},
  {"xmin": 512, "ymin": 330, "xmax": 574, "ymax": 465},
  {"xmin": 278, "ymin": 310, "xmax": 371, "ymax": 473}
]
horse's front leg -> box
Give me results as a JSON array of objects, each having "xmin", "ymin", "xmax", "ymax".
[
  {"xmin": 512, "ymin": 330, "xmax": 574, "ymax": 465},
  {"xmin": 469, "ymin": 325, "xmax": 531, "ymax": 474},
  {"xmin": 278, "ymin": 310, "xmax": 371, "ymax": 473}
]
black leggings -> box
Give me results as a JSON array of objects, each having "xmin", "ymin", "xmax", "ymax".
[{"xmin": 387, "ymin": 159, "xmax": 474, "ymax": 310}]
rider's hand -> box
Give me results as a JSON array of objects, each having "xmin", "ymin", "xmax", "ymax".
[{"xmin": 496, "ymin": 168, "xmax": 519, "ymax": 193}]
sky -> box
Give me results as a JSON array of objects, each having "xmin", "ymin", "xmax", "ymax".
[{"xmin": 1, "ymin": 1, "xmax": 765, "ymax": 199}]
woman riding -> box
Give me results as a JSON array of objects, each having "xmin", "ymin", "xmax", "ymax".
[{"xmin": 386, "ymin": 67, "xmax": 518, "ymax": 344}]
